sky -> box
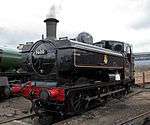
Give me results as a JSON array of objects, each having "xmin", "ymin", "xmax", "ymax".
[{"xmin": 0, "ymin": 0, "xmax": 150, "ymax": 52}]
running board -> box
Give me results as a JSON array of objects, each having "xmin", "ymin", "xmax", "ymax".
[
  {"xmin": 84, "ymin": 88, "xmax": 125, "ymax": 101},
  {"xmin": 100, "ymin": 88, "xmax": 125, "ymax": 97}
]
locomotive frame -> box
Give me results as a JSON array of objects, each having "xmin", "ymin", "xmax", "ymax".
[
  {"xmin": 22, "ymin": 39, "xmax": 134, "ymax": 115},
  {"xmin": 20, "ymin": 18, "xmax": 135, "ymax": 116}
]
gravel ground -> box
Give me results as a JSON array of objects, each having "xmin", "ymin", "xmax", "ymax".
[
  {"xmin": 0, "ymin": 97, "xmax": 32, "ymax": 124},
  {"xmin": 0, "ymin": 88, "xmax": 150, "ymax": 125},
  {"xmin": 55, "ymin": 90, "xmax": 150, "ymax": 125}
]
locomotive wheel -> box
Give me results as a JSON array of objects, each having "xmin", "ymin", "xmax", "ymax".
[
  {"xmin": 32, "ymin": 112, "xmax": 53, "ymax": 125},
  {"xmin": 38, "ymin": 112, "xmax": 53, "ymax": 125},
  {"xmin": 114, "ymin": 89, "xmax": 126, "ymax": 99},
  {"xmin": 70, "ymin": 91, "xmax": 87, "ymax": 114},
  {"xmin": 31, "ymin": 99, "xmax": 43, "ymax": 114}
]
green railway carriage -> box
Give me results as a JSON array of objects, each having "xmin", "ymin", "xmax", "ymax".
[
  {"xmin": 0, "ymin": 47, "xmax": 25, "ymax": 98},
  {"xmin": 0, "ymin": 48, "xmax": 22, "ymax": 72}
]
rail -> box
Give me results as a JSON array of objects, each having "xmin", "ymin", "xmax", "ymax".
[
  {"xmin": 116, "ymin": 111, "xmax": 150, "ymax": 125},
  {"xmin": 0, "ymin": 113, "xmax": 35, "ymax": 124}
]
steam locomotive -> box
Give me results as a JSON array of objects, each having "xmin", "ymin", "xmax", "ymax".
[
  {"xmin": 0, "ymin": 48, "xmax": 29, "ymax": 98},
  {"xmin": 20, "ymin": 18, "xmax": 135, "ymax": 115}
]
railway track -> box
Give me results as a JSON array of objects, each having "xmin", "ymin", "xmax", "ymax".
[
  {"xmin": 0, "ymin": 88, "xmax": 149, "ymax": 125},
  {"xmin": 0, "ymin": 113, "xmax": 35, "ymax": 125},
  {"xmin": 112, "ymin": 88, "xmax": 150, "ymax": 125},
  {"xmin": 116, "ymin": 111, "xmax": 150, "ymax": 125},
  {"xmin": 0, "ymin": 96, "xmax": 33, "ymax": 125},
  {"xmin": 2, "ymin": 110, "xmax": 149, "ymax": 125},
  {"xmin": 55, "ymin": 88, "xmax": 150, "ymax": 125},
  {"xmin": 0, "ymin": 111, "xmax": 63, "ymax": 125}
]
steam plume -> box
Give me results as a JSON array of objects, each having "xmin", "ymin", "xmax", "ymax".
[
  {"xmin": 46, "ymin": 0, "xmax": 63, "ymax": 19},
  {"xmin": 46, "ymin": 5, "xmax": 56, "ymax": 19}
]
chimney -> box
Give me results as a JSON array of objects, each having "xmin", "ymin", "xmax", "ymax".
[{"xmin": 44, "ymin": 18, "xmax": 59, "ymax": 39}]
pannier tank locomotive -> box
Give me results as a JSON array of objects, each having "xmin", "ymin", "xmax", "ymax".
[{"xmin": 21, "ymin": 18, "xmax": 135, "ymax": 115}]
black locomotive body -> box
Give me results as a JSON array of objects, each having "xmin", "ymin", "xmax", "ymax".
[{"xmin": 21, "ymin": 18, "xmax": 135, "ymax": 115}]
